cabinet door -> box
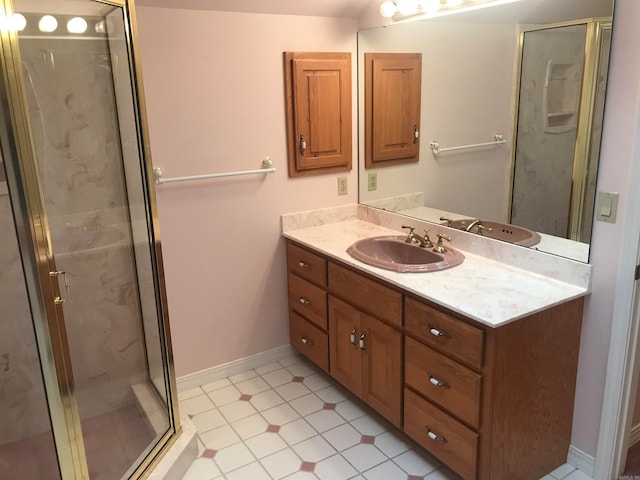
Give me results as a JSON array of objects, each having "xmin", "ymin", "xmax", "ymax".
[
  {"xmin": 284, "ymin": 52, "xmax": 352, "ymax": 177},
  {"xmin": 328, "ymin": 295, "xmax": 362, "ymax": 397},
  {"xmin": 361, "ymin": 314, "xmax": 402, "ymax": 426},
  {"xmin": 365, "ymin": 53, "xmax": 421, "ymax": 167}
]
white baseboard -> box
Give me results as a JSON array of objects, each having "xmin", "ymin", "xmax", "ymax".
[
  {"xmin": 568, "ymin": 445, "xmax": 596, "ymax": 477},
  {"xmin": 176, "ymin": 344, "xmax": 297, "ymax": 392}
]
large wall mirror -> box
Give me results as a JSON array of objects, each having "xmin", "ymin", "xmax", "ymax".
[{"xmin": 358, "ymin": 0, "xmax": 614, "ymax": 263}]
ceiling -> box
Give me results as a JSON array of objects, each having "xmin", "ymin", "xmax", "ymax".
[{"xmin": 134, "ymin": 0, "xmax": 375, "ymax": 19}]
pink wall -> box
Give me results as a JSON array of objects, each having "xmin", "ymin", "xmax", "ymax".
[{"xmin": 136, "ymin": 8, "xmax": 358, "ymax": 376}]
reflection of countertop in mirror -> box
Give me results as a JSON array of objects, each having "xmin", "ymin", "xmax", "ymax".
[
  {"xmin": 282, "ymin": 205, "xmax": 590, "ymax": 328},
  {"xmin": 397, "ymin": 205, "xmax": 590, "ymax": 262}
]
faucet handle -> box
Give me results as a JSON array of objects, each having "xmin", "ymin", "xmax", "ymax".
[
  {"xmin": 433, "ymin": 233, "xmax": 452, "ymax": 253},
  {"xmin": 439, "ymin": 216, "xmax": 453, "ymax": 227},
  {"xmin": 476, "ymin": 224, "xmax": 493, "ymax": 235},
  {"xmin": 402, "ymin": 225, "xmax": 417, "ymax": 244}
]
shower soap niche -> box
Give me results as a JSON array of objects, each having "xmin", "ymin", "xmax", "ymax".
[{"xmin": 543, "ymin": 60, "xmax": 581, "ymax": 133}]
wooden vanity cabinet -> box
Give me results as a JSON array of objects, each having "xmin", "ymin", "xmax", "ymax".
[
  {"xmin": 286, "ymin": 242, "xmax": 329, "ymax": 372},
  {"xmin": 285, "ymin": 239, "xmax": 584, "ymax": 480},
  {"xmin": 404, "ymin": 295, "xmax": 584, "ymax": 480},
  {"xmin": 328, "ymin": 294, "xmax": 402, "ymax": 427}
]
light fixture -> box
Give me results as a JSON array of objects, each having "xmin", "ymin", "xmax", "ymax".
[
  {"xmin": 38, "ymin": 15, "xmax": 57, "ymax": 32},
  {"xmin": 95, "ymin": 20, "xmax": 106, "ymax": 33},
  {"xmin": 12, "ymin": 13, "xmax": 26, "ymax": 31},
  {"xmin": 67, "ymin": 17, "xmax": 87, "ymax": 34},
  {"xmin": 379, "ymin": 0, "xmax": 523, "ymax": 20}
]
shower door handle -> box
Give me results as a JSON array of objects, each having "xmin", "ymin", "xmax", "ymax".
[{"xmin": 49, "ymin": 270, "xmax": 71, "ymax": 304}]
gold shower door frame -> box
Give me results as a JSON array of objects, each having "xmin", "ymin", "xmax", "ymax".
[
  {"xmin": 0, "ymin": 0, "xmax": 181, "ymax": 478},
  {"xmin": 509, "ymin": 18, "xmax": 612, "ymax": 242}
]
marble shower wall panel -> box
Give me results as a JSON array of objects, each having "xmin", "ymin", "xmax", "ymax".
[
  {"xmin": 0, "ymin": 197, "xmax": 53, "ymax": 444},
  {"xmin": 19, "ymin": 38, "xmax": 148, "ymax": 419},
  {"xmin": 511, "ymin": 25, "xmax": 587, "ymax": 237}
]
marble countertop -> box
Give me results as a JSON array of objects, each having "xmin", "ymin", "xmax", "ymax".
[{"xmin": 282, "ymin": 219, "xmax": 589, "ymax": 328}]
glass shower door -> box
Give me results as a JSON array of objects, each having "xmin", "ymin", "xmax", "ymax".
[{"xmin": 0, "ymin": 0, "xmax": 179, "ymax": 478}]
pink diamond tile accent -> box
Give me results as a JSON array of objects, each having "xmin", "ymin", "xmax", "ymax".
[
  {"xmin": 267, "ymin": 424, "xmax": 281, "ymax": 433},
  {"xmin": 292, "ymin": 376, "xmax": 304, "ymax": 383},
  {"xmin": 323, "ymin": 403, "xmax": 336, "ymax": 410},
  {"xmin": 201, "ymin": 449, "xmax": 217, "ymax": 458},
  {"xmin": 300, "ymin": 461, "xmax": 316, "ymax": 472},
  {"xmin": 239, "ymin": 394, "xmax": 252, "ymax": 401},
  {"xmin": 361, "ymin": 435, "xmax": 375, "ymax": 444}
]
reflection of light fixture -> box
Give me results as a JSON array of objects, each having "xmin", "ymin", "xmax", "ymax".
[
  {"xmin": 379, "ymin": 0, "xmax": 523, "ymax": 20},
  {"xmin": 13, "ymin": 13, "xmax": 26, "ymax": 31},
  {"xmin": 38, "ymin": 15, "xmax": 57, "ymax": 32},
  {"xmin": 67, "ymin": 17, "xmax": 87, "ymax": 33},
  {"xmin": 95, "ymin": 20, "xmax": 106, "ymax": 33}
]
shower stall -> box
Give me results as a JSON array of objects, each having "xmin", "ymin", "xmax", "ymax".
[{"xmin": 0, "ymin": 0, "xmax": 180, "ymax": 478}]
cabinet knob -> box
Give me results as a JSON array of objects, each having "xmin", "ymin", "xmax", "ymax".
[
  {"xmin": 298, "ymin": 260, "xmax": 311, "ymax": 268},
  {"xmin": 426, "ymin": 427, "xmax": 447, "ymax": 443},
  {"xmin": 299, "ymin": 297, "xmax": 311, "ymax": 305},
  {"xmin": 301, "ymin": 336, "xmax": 313, "ymax": 346},
  {"xmin": 428, "ymin": 373, "xmax": 450, "ymax": 389},
  {"xmin": 359, "ymin": 332, "xmax": 367, "ymax": 353},
  {"xmin": 428, "ymin": 324, "xmax": 452, "ymax": 339}
]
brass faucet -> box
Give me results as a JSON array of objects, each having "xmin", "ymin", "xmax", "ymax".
[
  {"xmin": 439, "ymin": 216, "xmax": 453, "ymax": 227},
  {"xmin": 402, "ymin": 225, "xmax": 433, "ymax": 248},
  {"xmin": 465, "ymin": 219, "xmax": 493, "ymax": 235}
]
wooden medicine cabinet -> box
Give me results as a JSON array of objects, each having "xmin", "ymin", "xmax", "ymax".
[
  {"xmin": 284, "ymin": 52, "xmax": 352, "ymax": 177},
  {"xmin": 365, "ymin": 52, "xmax": 422, "ymax": 168}
]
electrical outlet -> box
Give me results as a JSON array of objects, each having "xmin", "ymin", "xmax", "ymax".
[
  {"xmin": 337, "ymin": 176, "xmax": 348, "ymax": 196},
  {"xmin": 368, "ymin": 172, "xmax": 378, "ymax": 191}
]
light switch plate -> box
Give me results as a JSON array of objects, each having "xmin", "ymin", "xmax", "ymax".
[{"xmin": 596, "ymin": 191, "xmax": 619, "ymax": 223}]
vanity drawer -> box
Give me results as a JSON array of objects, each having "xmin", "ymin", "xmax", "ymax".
[
  {"xmin": 328, "ymin": 262, "xmax": 402, "ymax": 327},
  {"xmin": 404, "ymin": 388, "xmax": 478, "ymax": 480},
  {"xmin": 287, "ymin": 242, "xmax": 327, "ymax": 287},
  {"xmin": 290, "ymin": 310, "xmax": 329, "ymax": 371},
  {"xmin": 288, "ymin": 273, "xmax": 327, "ymax": 329},
  {"xmin": 405, "ymin": 337, "xmax": 481, "ymax": 428},
  {"xmin": 405, "ymin": 297, "xmax": 484, "ymax": 369}
]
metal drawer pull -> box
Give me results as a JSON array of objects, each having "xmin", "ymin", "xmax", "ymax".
[
  {"xmin": 428, "ymin": 324, "xmax": 451, "ymax": 339},
  {"xmin": 426, "ymin": 427, "xmax": 447, "ymax": 443},
  {"xmin": 428, "ymin": 373, "xmax": 450, "ymax": 389},
  {"xmin": 49, "ymin": 270, "xmax": 71, "ymax": 305},
  {"xmin": 359, "ymin": 332, "xmax": 367, "ymax": 353},
  {"xmin": 298, "ymin": 261, "xmax": 311, "ymax": 268},
  {"xmin": 350, "ymin": 328, "xmax": 357, "ymax": 345},
  {"xmin": 299, "ymin": 297, "xmax": 311, "ymax": 305},
  {"xmin": 301, "ymin": 336, "xmax": 313, "ymax": 346}
]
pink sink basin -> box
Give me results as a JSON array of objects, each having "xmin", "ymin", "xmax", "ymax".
[
  {"xmin": 347, "ymin": 235, "xmax": 465, "ymax": 273},
  {"xmin": 447, "ymin": 219, "xmax": 541, "ymax": 247}
]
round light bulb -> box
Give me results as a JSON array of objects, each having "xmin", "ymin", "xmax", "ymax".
[
  {"xmin": 13, "ymin": 13, "xmax": 26, "ymax": 31},
  {"xmin": 379, "ymin": 0, "xmax": 397, "ymax": 18},
  {"xmin": 38, "ymin": 15, "xmax": 58, "ymax": 33},
  {"xmin": 95, "ymin": 20, "xmax": 106, "ymax": 33},
  {"xmin": 397, "ymin": 0, "xmax": 418, "ymax": 15},
  {"xmin": 67, "ymin": 17, "xmax": 87, "ymax": 34},
  {"xmin": 446, "ymin": 0, "xmax": 463, "ymax": 6}
]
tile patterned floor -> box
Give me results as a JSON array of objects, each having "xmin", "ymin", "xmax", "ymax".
[{"xmin": 178, "ymin": 353, "xmax": 594, "ymax": 480}]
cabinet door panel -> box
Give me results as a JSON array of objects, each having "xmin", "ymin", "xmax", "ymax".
[
  {"xmin": 362, "ymin": 314, "xmax": 402, "ymax": 427},
  {"xmin": 328, "ymin": 295, "xmax": 362, "ymax": 396}
]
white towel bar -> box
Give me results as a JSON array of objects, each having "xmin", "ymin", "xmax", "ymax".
[
  {"xmin": 153, "ymin": 158, "xmax": 276, "ymax": 185},
  {"xmin": 430, "ymin": 134, "xmax": 506, "ymax": 155}
]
